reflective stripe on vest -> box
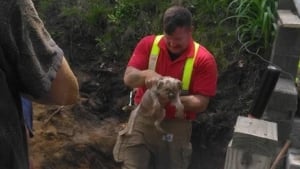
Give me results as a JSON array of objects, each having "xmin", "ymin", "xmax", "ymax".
[
  {"xmin": 148, "ymin": 35, "xmax": 199, "ymax": 91},
  {"xmin": 148, "ymin": 35, "xmax": 164, "ymax": 70}
]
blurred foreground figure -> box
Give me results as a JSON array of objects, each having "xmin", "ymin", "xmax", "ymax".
[{"xmin": 0, "ymin": 0, "xmax": 79, "ymax": 168}]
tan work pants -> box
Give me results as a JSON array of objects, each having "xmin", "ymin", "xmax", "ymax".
[{"xmin": 113, "ymin": 115, "xmax": 192, "ymax": 169}]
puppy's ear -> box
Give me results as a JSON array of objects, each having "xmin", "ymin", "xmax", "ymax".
[
  {"xmin": 156, "ymin": 79, "xmax": 164, "ymax": 90},
  {"xmin": 177, "ymin": 80, "xmax": 182, "ymax": 90}
]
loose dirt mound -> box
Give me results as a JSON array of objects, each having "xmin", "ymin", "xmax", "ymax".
[
  {"xmin": 29, "ymin": 103, "xmax": 121, "ymax": 169},
  {"xmin": 29, "ymin": 65, "xmax": 127, "ymax": 169}
]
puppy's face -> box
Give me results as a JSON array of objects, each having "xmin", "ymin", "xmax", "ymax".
[{"xmin": 153, "ymin": 77, "xmax": 182, "ymax": 102}]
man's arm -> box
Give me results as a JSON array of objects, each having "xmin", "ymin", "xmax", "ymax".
[
  {"xmin": 180, "ymin": 94, "xmax": 210, "ymax": 113},
  {"xmin": 37, "ymin": 57, "xmax": 79, "ymax": 105},
  {"xmin": 124, "ymin": 66, "xmax": 161, "ymax": 88}
]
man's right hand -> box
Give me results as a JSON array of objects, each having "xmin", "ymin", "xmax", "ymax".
[
  {"xmin": 124, "ymin": 66, "xmax": 161, "ymax": 88},
  {"xmin": 144, "ymin": 71, "xmax": 162, "ymax": 89}
]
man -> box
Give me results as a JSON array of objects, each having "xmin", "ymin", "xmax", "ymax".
[
  {"xmin": 0, "ymin": 0, "xmax": 79, "ymax": 168},
  {"xmin": 113, "ymin": 5, "xmax": 217, "ymax": 169}
]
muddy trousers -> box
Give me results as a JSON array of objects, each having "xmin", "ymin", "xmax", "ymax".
[{"xmin": 113, "ymin": 116, "xmax": 192, "ymax": 169}]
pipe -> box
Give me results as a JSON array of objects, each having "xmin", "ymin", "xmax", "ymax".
[{"xmin": 249, "ymin": 65, "xmax": 281, "ymax": 118}]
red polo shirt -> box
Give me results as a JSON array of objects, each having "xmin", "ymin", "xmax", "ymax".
[{"xmin": 127, "ymin": 35, "xmax": 217, "ymax": 120}]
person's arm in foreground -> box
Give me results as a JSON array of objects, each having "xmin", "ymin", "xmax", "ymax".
[{"xmin": 37, "ymin": 57, "xmax": 79, "ymax": 105}]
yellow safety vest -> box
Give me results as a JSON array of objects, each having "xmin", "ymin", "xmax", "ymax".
[{"xmin": 148, "ymin": 35, "xmax": 200, "ymax": 92}]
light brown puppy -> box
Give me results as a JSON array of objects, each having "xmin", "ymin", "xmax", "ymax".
[{"xmin": 126, "ymin": 76, "xmax": 184, "ymax": 134}]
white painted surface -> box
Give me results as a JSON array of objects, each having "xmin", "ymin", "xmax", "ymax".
[{"xmin": 234, "ymin": 116, "xmax": 278, "ymax": 141}]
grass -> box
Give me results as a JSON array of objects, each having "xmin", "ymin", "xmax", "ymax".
[{"xmin": 222, "ymin": 0, "xmax": 278, "ymax": 56}]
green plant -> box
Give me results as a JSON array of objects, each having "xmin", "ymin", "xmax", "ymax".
[
  {"xmin": 107, "ymin": 0, "xmax": 137, "ymax": 24},
  {"xmin": 188, "ymin": 0, "xmax": 235, "ymax": 72},
  {"xmin": 61, "ymin": 6, "xmax": 82, "ymax": 18},
  {"xmin": 60, "ymin": 0, "xmax": 112, "ymax": 26},
  {"xmin": 35, "ymin": 0, "xmax": 56, "ymax": 19},
  {"xmin": 222, "ymin": 0, "xmax": 278, "ymax": 55},
  {"xmin": 191, "ymin": 0, "xmax": 232, "ymax": 17},
  {"xmin": 37, "ymin": 0, "xmax": 239, "ymax": 72}
]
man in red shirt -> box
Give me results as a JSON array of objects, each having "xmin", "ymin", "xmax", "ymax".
[{"xmin": 113, "ymin": 5, "xmax": 217, "ymax": 169}]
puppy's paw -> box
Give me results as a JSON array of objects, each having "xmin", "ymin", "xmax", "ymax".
[
  {"xmin": 174, "ymin": 103, "xmax": 184, "ymax": 119},
  {"xmin": 154, "ymin": 121, "xmax": 166, "ymax": 133}
]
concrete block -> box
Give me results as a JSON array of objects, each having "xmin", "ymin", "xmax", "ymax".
[
  {"xmin": 263, "ymin": 119, "xmax": 293, "ymax": 146},
  {"xmin": 278, "ymin": 0, "xmax": 297, "ymax": 11},
  {"xmin": 286, "ymin": 148, "xmax": 300, "ymax": 169},
  {"xmin": 225, "ymin": 140, "xmax": 274, "ymax": 169},
  {"xmin": 270, "ymin": 27, "xmax": 300, "ymax": 79},
  {"xmin": 273, "ymin": 54, "xmax": 298, "ymax": 79},
  {"xmin": 293, "ymin": 0, "xmax": 300, "ymax": 16},
  {"xmin": 278, "ymin": 10, "xmax": 300, "ymax": 28},
  {"xmin": 291, "ymin": 118, "xmax": 300, "ymax": 148},
  {"xmin": 263, "ymin": 77, "xmax": 298, "ymax": 120},
  {"xmin": 224, "ymin": 116, "xmax": 278, "ymax": 169}
]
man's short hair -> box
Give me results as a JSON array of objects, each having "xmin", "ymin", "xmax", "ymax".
[{"xmin": 163, "ymin": 6, "xmax": 192, "ymax": 35}]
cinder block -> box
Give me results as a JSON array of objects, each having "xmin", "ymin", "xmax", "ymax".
[
  {"xmin": 278, "ymin": 0, "xmax": 296, "ymax": 10},
  {"xmin": 294, "ymin": 0, "xmax": 300, "ymax": 16},
  {"xmin": 278, "ymin": 10, "xmax": 300, "ymax": 28},
  {"xmin": 225, "ymin": 141, "xmax": 274, "ymax": 169},
  {"xmin": 270, "ymin": 27, "xmax": 300, "ymax": 78},
  {"xmin": 272, "ymin": 54, "xmax": 298, "ymax": 79},
  {"xmin": 263, "ymin": 119, "xmax": 293, "ymax": 146},
  {"xmin": 286, "ymin": 148, "xmax": 300, "ymax": 169},
  {"xmin": 263, "ymin": 77, "xmax": 298, "ymax": 120},
  {"xmin": 224, "ymin": 116, "xmax": 278, "ymax": 169},
  {"xmin": 291, "ymin": 118, "xmax": 300, "ymax": 148}
]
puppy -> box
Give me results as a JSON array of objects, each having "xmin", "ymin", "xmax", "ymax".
[{"xmin": 126, "ymin": 76, "xmax": 184, "ymax": 134}]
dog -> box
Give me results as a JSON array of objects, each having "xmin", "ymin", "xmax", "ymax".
[{"xmin": 126, "ymin": 76, "xmax": 184, "ymax": 134}]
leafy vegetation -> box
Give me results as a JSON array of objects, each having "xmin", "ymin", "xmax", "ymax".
[
  {"xmin": 35, "ymin": 0, "xmax": 278, "ymax": 72},
  {"xmin": 222, "ymin": 0, "xmax": 278, "ymax": 56},
  {"xmin": 187, "ymin": 0, "xmax": 235, "ymax": 70}
]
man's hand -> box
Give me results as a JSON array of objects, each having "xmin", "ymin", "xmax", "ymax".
[
  {"xmin": 144, "ymin": 75, "xmax": 161, "ymax": 89},
  {"xmin": 124, "ymin": 66, "xmax": 162, "ymax": 88},
  {"xmin": 180, "ymin": 94, "xmax": 210, "ymax": 113}
]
